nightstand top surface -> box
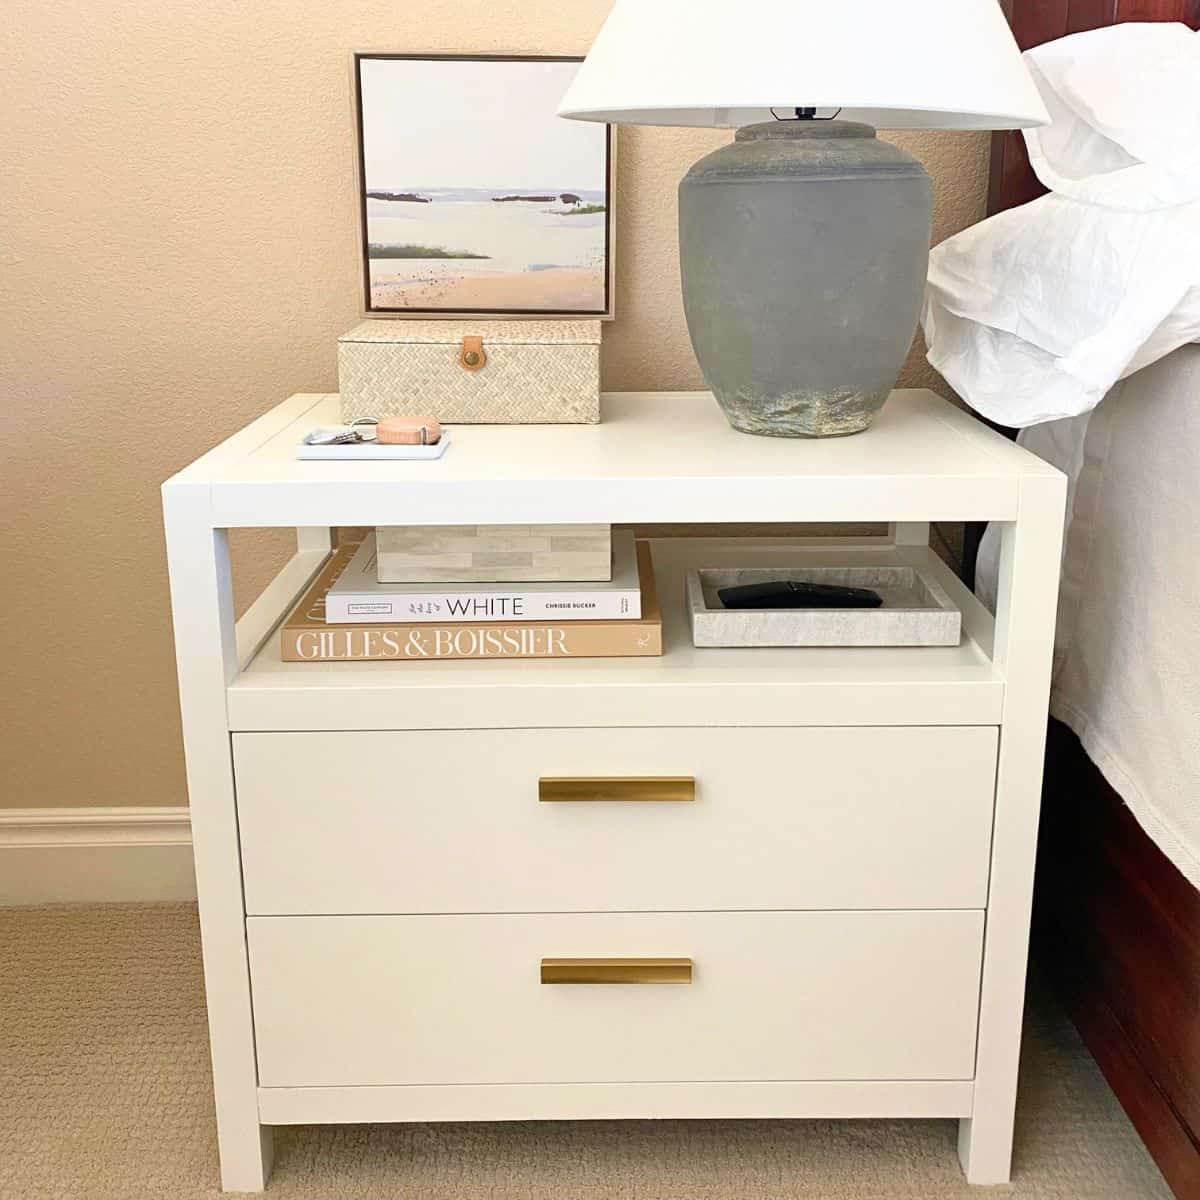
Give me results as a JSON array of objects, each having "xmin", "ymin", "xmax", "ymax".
[{"xmin": 168, "ymin": 390, "xmax": 1058, "ymax": 527}]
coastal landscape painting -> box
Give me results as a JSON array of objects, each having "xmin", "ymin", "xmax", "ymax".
[{"xmin": 355, "ymin": 55, "xmax": 612, "ymax": 316}]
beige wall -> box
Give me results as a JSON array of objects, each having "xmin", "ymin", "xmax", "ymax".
[{"xmin": 1, "ymin": 0, "xmax": 989, "ymax": 809}]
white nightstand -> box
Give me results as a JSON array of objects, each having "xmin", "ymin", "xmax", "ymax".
[{"xmin": 163, "ymin": 391, "xmax": 1065, "ymax": 1193}]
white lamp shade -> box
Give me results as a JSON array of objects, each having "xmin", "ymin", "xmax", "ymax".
[{"xmin": 559, "ymin": 0, "xmax": 1049, "ymax": 131}]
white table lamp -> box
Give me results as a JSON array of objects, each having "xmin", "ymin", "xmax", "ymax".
[{"xmin": 560, "ymin": 0, "xmax": 1049, "ymax": 437}]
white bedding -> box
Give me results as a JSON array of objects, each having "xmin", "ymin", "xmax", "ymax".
[
  {"xmin": 978, "ymin": 347, "xmax": 1200, "ymax": 888},
  {"xmin": 926, "ymin": 22, "xmax": 1200, "ymax": 886}
]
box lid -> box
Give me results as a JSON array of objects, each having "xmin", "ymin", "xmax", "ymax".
[{"xmin": 339, "ymin": 319, "xmax": 601, "ymax": 347}]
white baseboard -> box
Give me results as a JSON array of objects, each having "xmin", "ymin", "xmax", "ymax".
[{"xmin": 0, "ymin": 808, "xmax": 196, "ymax": 904}]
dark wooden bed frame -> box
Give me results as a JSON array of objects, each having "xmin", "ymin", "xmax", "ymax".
[{"xmin": 981, "ymin": 4, "xmax": 1200, "ymax": 1197}]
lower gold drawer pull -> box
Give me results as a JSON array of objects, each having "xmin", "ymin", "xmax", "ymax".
[
  {"xmin": 540, "ymin": 957, "xmax": 693, "ymax": 985},
  {"xmin": 539, "ymin": 777, "xmax": 695, "ymax": 803}
]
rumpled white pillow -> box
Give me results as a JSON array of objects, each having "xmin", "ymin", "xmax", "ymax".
[
  {"xmin": 921, "ymin": 23, "xmax": 1200, "ymax": 427},
  {"xmin": 1024, "ymin": 23, "xmax": 1200, "ymax": 210}
]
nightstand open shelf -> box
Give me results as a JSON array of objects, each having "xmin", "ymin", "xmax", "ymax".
[
  {"xmin": 229, "ymin": 537, "xmax": 1001, "ymax": 732},
  {"xmin": 164, "ymin": 389, "xmax": 1065, "ymax": 1192}
]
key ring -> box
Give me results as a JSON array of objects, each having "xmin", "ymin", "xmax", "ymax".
[{"xmin": 302, "ymin": 418, "xmax": 380, "ymax": 447}]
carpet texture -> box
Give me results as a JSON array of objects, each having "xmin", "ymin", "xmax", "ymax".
[{"xmin": 0, "ymin": 904, "xmax": 1172, "ymax": 1200}]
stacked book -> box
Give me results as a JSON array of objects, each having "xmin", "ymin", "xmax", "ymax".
[{"xmin": 280, "ymin": 529, "xmax": 662, "ymax": 662}]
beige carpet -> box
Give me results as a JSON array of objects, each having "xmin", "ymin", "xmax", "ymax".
[{"xmin": 0, "ymin": 904, "xmax": 1172, "ymax": 1200}]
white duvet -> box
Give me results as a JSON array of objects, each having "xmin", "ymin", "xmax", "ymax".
[
  {"xmin": 922, "ymin": 23, "xmax": 1200, "ymax": 427},
  {"xmin": 978, "ymin": 348, "xmax": 1200, "ymax": 889}
]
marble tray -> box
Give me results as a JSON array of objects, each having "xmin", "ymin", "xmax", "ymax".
[{"xmin": 687, "ymin": 565, "xmax": 962, "ymax": 648}]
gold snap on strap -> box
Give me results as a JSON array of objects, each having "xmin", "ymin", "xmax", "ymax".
[{"xmin": 460, "ymin": 335, "xmax": 486, "ymax": 371}]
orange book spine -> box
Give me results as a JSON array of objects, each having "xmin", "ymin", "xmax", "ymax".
[{"xmin": 280, "ymin": 620, "xmax": 661, "ymax": 662}]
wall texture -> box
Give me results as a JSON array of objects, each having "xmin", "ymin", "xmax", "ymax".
[{"xmin": 1, "ymin": 0, "xmax": 989, "ymax": 809}]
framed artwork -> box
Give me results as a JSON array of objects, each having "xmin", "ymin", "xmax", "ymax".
[{"xmin": 353, "ymin": 53, "xmax": 615, "ymax": 318}]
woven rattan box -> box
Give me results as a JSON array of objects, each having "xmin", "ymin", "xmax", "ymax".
[{"xmin": 338, "ymin": 320, "xmax": 601, "ymax": 425}]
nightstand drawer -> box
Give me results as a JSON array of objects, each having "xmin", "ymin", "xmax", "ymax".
[
  {"xmin": 234, "ymin": 726, "xmax": 997, "ymax": 915},
  {"xmin": 248, "ymin": 910, "xmax": 984, "ymax": 1087}
]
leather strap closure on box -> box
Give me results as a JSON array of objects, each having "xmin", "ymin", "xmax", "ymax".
[{"xmin": 460, "ymin": 335, "xmax": 487, "ymax": 371}]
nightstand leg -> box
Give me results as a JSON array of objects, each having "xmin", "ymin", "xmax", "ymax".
[
  {"xmin": 888, "ymin": 521, "xmax": 930, "ymax": 546},
  {"xmin": 295, "ymin": 526, "xmax": 333, "ymax": 554},
  {"xmin": 163, "ymin": 484, "xmax": 273, "ymax": 1192},
  {"xmin": 958, "ymin": 474, "xmax": 1066, "ymax": 1185}
]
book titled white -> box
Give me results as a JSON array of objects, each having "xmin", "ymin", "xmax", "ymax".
[{"xmin": 326, "ymin": 531, "xmax": 642, "ymax": 624}]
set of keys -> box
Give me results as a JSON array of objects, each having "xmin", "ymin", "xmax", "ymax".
[
  {"xmin": 302, "ymin": 416, "xmax": 443, "ymax": 448},
  {"xmin": 302, "ymin": 418, "xmax": 379, "ymax": 447}
]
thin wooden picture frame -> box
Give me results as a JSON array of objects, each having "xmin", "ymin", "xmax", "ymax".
[{"xmin": 352, "ymin": 52, "xmax": 616, "ymax": 321}]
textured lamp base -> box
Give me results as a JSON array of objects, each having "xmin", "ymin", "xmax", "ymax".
[
  {"xmin": 722, "ymin": 386, "xmax": 891, "ymax": 439},
  {"xmin": 679, "ymin": 121, "xmax": 932, "ymax": 438}
]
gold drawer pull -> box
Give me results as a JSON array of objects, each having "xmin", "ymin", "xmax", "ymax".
[
  {"xmin": 540, "ymin": 957, "xmax": 693, "ymax": 985},
  {"xmin": 539, "ymin": 776, "xmax": 695, "ymax": 803}
]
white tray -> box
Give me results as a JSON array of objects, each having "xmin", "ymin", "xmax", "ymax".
[
  {"xmin": 687, "ymin": 564, "xmax": 962, "ymax": 648},
  {"xmin": 297, "ymin": 429, "xmax": 451, "ymax": 461}
]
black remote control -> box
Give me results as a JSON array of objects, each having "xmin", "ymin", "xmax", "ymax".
[{"xmin": 717, "ymin": 580, "xmax": 884, "ymax": 610}]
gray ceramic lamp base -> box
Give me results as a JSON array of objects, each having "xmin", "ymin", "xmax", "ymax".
[{"xmin": 679, "ymin": 120, "xmax": 933, "ymax": 438}]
